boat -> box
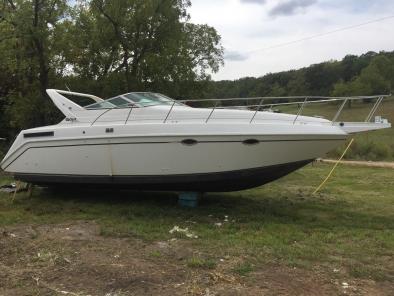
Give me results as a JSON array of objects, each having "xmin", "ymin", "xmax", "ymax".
[{"xmin": 0, "ymin": 90, "xmax": 391, "ymax": 192}]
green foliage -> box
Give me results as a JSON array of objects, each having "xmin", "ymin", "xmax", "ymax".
[
  {"xmin": 206, "ymin": 51, "xmax": 393, "ymax": 100},
  {"xmin": 0, "ymin": 0, "xmax": 223, "ymax": 140},
  {"xmin": 332, "ymin": 55, "xmax": 394, "ymax": 96},
  {"xmin": 65, "ymin": 0, "xmax": 223, "ymax": 96},
  {"xmin": 0, "ymin": 146, "xmax": 4, "ymax": 160},
  {"xmin": 0, "ymin": 0, "xmax": 70, "ymax": 133},
  {"xmin": 329, "ymin": 138, "xmax": 392, "ymax": 161}
]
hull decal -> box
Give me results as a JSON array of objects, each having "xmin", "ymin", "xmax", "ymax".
[{"xmin": 24, "ymin": 131, "xmax": 54, "ymax": 138}]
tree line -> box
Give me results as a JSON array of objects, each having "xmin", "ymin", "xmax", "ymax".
[{"xmin": 206, "ymin": 51, "xmax": 394, "ymax": 100}]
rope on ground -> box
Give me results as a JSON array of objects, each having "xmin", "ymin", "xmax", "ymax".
[{"xmin": 313, "ymin": 138, "xmax": 355, "ymax": 194}]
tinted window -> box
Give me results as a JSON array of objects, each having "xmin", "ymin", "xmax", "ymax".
[{"xmin": 108, "ymin": 97, "xmax": 130, "ymax": 107}]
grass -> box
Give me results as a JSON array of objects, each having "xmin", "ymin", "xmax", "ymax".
[
  {"xmin": 187, "ymin": 257, "xmax": 217, "ymax": 269},
  {"xmin": 232, "ymin": 262, "xmax": 254, "ymax": 276},
  {"xmin": 1, "ymin": 163, "xmax": 394, "ymax": 281},
  {"xmin": 149, "ymin": 250, "xmax": 162, "ymax": 258}
]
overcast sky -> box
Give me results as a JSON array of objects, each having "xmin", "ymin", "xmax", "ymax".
[{"xmin": 189, "ymin": 0, "xmax": 394, "ymax": 80}]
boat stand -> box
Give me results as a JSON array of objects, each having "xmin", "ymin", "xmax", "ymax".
[
  {"xmin": 178, "ymin": 192, "xmax": 203, "ymax": 208},
  {"xmin": 10, "ymin": 182, "xmax": 34, "ymax": 203}
]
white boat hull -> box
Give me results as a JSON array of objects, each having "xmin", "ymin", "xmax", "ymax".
[{"xmin": 2, "ymin": 132, "xmax": 347, "ymax": 191}]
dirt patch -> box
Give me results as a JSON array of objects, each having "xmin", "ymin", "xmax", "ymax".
[{"xmin": 0, "ymin": 221, "xmax": 392, "ymax": 295}]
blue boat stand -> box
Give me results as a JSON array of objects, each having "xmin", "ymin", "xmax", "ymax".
[{"xmin": 178, "ymin": 192, "xmax": 204, "ymax": 207}]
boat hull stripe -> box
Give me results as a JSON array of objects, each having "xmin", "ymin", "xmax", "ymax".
[
  {"xmin": 14, "ymin": 159, "xmax": 314, "ymax": 192},
  {"xmin": 23, "ymin": 131, "xmax": 54, "ymax": 138}
]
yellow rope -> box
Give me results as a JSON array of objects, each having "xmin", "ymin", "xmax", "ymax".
[
  {"xmin": 313, "ymin": 138, "xmax": 355, "ymax": 194},
  {"xmin": 11, "ymin": 181, "xmax": 20, "ymax": 203}
]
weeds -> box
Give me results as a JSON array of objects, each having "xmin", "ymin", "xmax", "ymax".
[
  {"xmin": 187, "ymin": 257, "xmax": 216, "ymax": 269},
  {"xmin": 232, "ymin": 262, "xmax": 254, "ymax": 276}
]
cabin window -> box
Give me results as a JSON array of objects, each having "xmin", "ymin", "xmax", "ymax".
[
  {"xmin": 124, "ymin": 93, "xmax": 181, "ymax": 107},
  {"xmin": 86, "ymin": 101, "xmax": 116, "ymax": 109},
  {"xmin": 84, "ymin": 92, "xmax": 183, "ymax": 109}
]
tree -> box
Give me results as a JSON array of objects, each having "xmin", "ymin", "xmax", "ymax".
[
  {"xmin": 268, "ymin": 82, "xmax": 286, "ymax": 97},
  {"xmin": 332, "ymin": 55, "xmax": 393, "ymax": 97},
  {"xmin": 0, "ymin": 0, "xmax": 69, "ymax": 128},
  {"xmin": 0, "ymin": 0, "xmax": 224, "ymax": 135},
  {"xmin": 286, "ymin": 72, "xmax": 309, "ymax": 95},
  {"xmin": 66, "ymin": 0, "xmax": 223, "ymax": 97}
]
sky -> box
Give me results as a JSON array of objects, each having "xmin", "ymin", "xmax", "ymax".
[{"xmin": 189, "ymin": 0, "xmax": 394, "ymax": 80}]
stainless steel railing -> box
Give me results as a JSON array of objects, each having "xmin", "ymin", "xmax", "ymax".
[{"xmin": 87, "ymin": 94, "xmax": 392, "ymax": 126}]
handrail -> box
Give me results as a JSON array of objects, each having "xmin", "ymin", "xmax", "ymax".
[
  {"xmin": 205, "ymin": 102, "xmax": 218, "ymax": 123},
  {"xmin": 163, "ymin": 101, "xmax": 176, "ymax": 123},
  {"xmin": 365, "ymin": 96, "xmax": 384, "ymax": 122},
  {"xmin": 178, "ymin": 94, "xmax": 392, "ymax": 103},
  {"xmin": 86, "ymin": 94, "xmax": 392, "ymax": 126},
  {"xmin": 332, "ymin": 98, "xmax": 348, "ymax": 123},
  {"xmin": 91, "ymin": 108, "xmax": 113, "ymax": 126},
  {"xmin": 86, "ymin": 95, "xmax": 392, "ymax": 111},
  {"xmin": 250, "ymin": 99, "xmax": 264, "ymax": 123},
  {"xmin": 293, "ymin": 97, "xmax": 308, "ymax": 124},
  {"xmin": 124, "ymin": 106, "xmax": 134, "ymax": 125}
]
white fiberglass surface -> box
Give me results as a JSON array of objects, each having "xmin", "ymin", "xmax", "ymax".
[
  {"xmin": 0, "ymin": 121, "xmax": 348, "ymax": 172},
  {"xmin": 69, "ymin": 105, "xmax": 332, "ymax": 125},
  {"xmin": 5, "ymin": 138, "xmax": 346, "ymax": 175}
]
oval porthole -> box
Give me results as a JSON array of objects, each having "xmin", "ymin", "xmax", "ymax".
[
  {"xmin": 243, "ymin": 139, "xmax": 259, "ymax": 145},
  {"xmin": 181, "ymin": 139, "xmax": 198, "ymax": 146}
]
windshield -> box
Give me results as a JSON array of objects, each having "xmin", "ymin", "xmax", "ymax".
[
  {"xmin": 124, "ymin": 93, "xmax": 179, "ymax": 107},
  {"xmin": 85, "ymin": 92, "xmax": 181, "ymax": 109}
]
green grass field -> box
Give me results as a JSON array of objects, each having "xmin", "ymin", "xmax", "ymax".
[{"xmin": 1, "ymin": 163, "xmax": 393, "ymax": 284}]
